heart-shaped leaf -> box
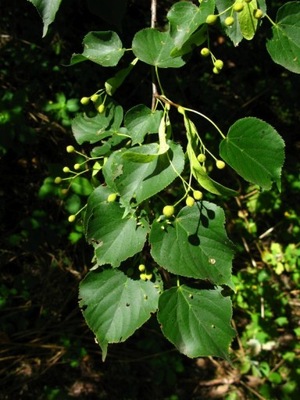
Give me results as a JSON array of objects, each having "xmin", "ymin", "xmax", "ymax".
[
  {"xmin": 72, "ymin": 101, "xmax": 123, "ymax": 144},
  {"xmin": 132, "ymin": 28, "xmax": 186, "ymax": 68},
  {"xmin": 28, "ymin": 0, "xmax": 62, "ymax": 37},
  {"xmin": 79, "ymin": 269, "xmax": 159, "ymax": 360},
  {"xmin": 266, "ymin": 2, "xmax": 300, "ymax": 74},
  {"xmin": 103, "ymin": 141, "xmax": 185, "ymax": 206},
  {"xmin": 150, "ymin": 202, "xmax": 235, "ymax": 288},
  {"xmin": 219, "ymin": 117, "xmax": 285, "ymax": 191},
  {"xmin": 124, "ymin": 105, "xmax": 163, "ymax": 145},
  {"xmin": 157, "ymin": 285, "xmax": 235, "ymax": 360},
  {"xmin": 71, "ymin": 31, "xmax": 125, "ymax": 67},
  {"xmin": 85, "ymin": 186, "xmax": 149, "ymax": 267}
]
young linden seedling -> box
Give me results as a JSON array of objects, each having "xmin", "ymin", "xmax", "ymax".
[{"xmin": 163, "ymin": 205, "xmax": 175, "ymax": 218}]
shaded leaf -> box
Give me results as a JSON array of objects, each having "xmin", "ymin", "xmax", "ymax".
[
  {"xmin": 79, "ymin": 269, "xmax": 159, "ymax": 360},
  {"xmin": 132, "ymin": 28, "xmax": 186, "ymax": 68},
  {"xmin": 71, "ymin": 31, "xmax": 125, "ymax": 67},
  {"xmin": 150, "ymin": 202, "xmax": 235, "ymax": 288},
  {"xmin": 124, "ymin": 105, "xmax": 163, "ymax": 145},
  {"xmin": 219, "ymin": 117, "xmax": 285, "ymax": 190},
  {"xmin": 72, "ymin": 101, "xmax": 123, "ymax": 144},
  {"xmin": 266, "ymin": 2, "xmax": 300, "ymax": 74},
  {"xmin": 157, "ymin": 286, "xmax": 235, "ymax": 360},
  {"xmin": 85, "ymin": 186, "xmax": 149, "ymax": 267},
  {"xmin": 28, "ymin": 0, "xmax": 62, "ymax": 37},
  {"xmin": 103, "ymin": 141, "xmax": 185, "ymax": 206},
  {"xmin": 167, "ymin": 0, "xmax": 213, "ymax": 51}
]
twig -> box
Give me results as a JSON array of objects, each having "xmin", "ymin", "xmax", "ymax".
[{"xmin": 151, "ymin": 0, "xmax": 158, "ymax": 109}]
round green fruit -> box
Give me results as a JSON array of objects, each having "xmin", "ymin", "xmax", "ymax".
[
  {"xmin": 68, "ymin": 215, "xmax": 76, "ymax": 223},
  {"xmin": 90, "ymin": 94, "xmax": 99, "ymax": 102},
  {"xmin": 225, "ymin": 16, "xmax": 235, "ymax": 26},
  {"xmin": 254, "ymin": 9, "xmax": 263, "ymax": 19},
  {"xmin": 107, "ymin": 193, "xmax": 117, "ymax": 203},
  {"xmin": 66, "ymin": 145, "xmax": 75, "ymax": 153},
  {"xmin": 138, "ymin": 264, "xmax": 146, "ymax": 272},
  {"xmin": 80, "ymin": 96, "xmax": 90, "ymax": 105},
  {"xmin": 214, "ymin": 59, "xmax": 224, "ymax": 70},
  {"xmin": 163, "ymin": 205, "xmax": 175, "ymax": 218},
  {"xmin": 54, "ymin": 177, "xmax": 62, "ymax": 184},
  {"xmin": 200, "ymin": 47, "xmax": 210, "ymax": 57},
  {"xmin": 186, "ymin": 196, "xmax": 195, "ymax": 207},
  {"xmin": 97, "ymin": 104, "xmax": 105, "ymax": 114},
  {"xmin": 63, "ymin": 166, "xmax": 70, "ymax": 173},
  {"xmin": 193, "ymin": 190, "xmax": 203, "ymax": 200},
  {"xmin": 216, "ymin": 160, "xmax": 226, "ymax": 169},
  {"xmin": 197, "ymin": 153, "xmax": 206, "ymax": 163},
  {"xmin": 206, "ymin": 14, "xmax": 218, "ymax": 25},
  {"xmin": 233, "ymin": 2, "xmax": 244, "ymax": 12}
]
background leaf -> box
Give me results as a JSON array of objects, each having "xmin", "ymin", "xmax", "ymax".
[
  {"xmin": 150, "ymin": 202, "xmax": 235, "ymax": 287},
  {"xmin": 219, "ymin": 117, "xmax": 285, "ymax": 190},
  {"xmin": 71, "ymin": 31, "xmax": 125, "ymax": 67},
  {"xmin": 79, "ymin": 269, "xmax": 159, "ymax": 360},
  {"xmin": 157, "ymin": 286, "xmax": 235, "ymax": 360},
  {"xmin": 266, "ymin": 2, "xmax": 300, "ymax": 74},
  {"xmin": 85, "ymin": 186, "xmax": 149, "ymax": 267},
  {"xmin": 132, "ymin": 29, "xmax": 186, "ymax": 68},
  {"xmin": 28, "ymin": 0, "xmax": 62, "ymax": 37}
]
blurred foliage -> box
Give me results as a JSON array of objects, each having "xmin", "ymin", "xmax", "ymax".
[{"xmin": 0, "ymin": 0, "xmax": 299, "ymax": 399}]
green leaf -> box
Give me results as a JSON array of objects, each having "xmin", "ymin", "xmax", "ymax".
[
  {"xmin": 71, "ymin": 31, "xmax": 125, "ymax": 67},
  {"xmin": 266, "ymin": 2, "xmax": 300, "ymax": 74},
  {"xmin": 72, "ymin": 101, "xmax": 123, "ymax": 144},
  {"xmin": 150, "ymin": 202, "xmax": 235, "ymax": 288},
  {"xmin": 28, "ymin": 0, "xmax": 62, "ymax": 37},
  {"xmin": 124, "ymin": 105, "xmax": 163, "ymax": 145},
  {"xmin": 219, "ymin": 117, "xmax": 285, "ymax": 191},
  {"xmin": 85, "ymin": 186, "xmax": 149, "ymax": 267},
  {"xmin": 157, "ymin": 286, "xmax": 235, "ymax": 360},
  {"xmin": 132, "ymin": 29, "xmax": 186, "ymax": 68},
  {"xmin": 79, "ymin": 269, "xmax": 159, "ymax": 361},
  {"xmin": 167, "ymin": 0, "xmax": 214, "ymax": 51},
  {"xmin": 103, "ymin": 141, "xmax": 185, "ymax": 206}
]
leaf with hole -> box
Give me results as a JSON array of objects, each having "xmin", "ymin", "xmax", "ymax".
[
  {"xmin": 79, "ymin": 269, "xmax": 159, "ymax": 361},
  {"xmin": 150, "ymin": 202, "xmax": 235, "ymax": 288},
  {"xmin": 157, "ymin": 285, "xmax": 235, "ymax": 360}
]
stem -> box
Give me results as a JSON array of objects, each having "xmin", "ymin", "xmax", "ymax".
[
  {"xmin": 151, "ymin": 0, "xmax": 158, "ymax": 110},
  {"xmin": 185, "ymin": 107, "xmax": 226, "ymax": 139}
]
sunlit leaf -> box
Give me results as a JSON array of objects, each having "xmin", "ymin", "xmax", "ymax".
[
  {"xmin": 220, "ymin": 117, "xmax": 285, "ymax": 190},
  {"xmin": 71, "ymin": 31, "xmax": 125, "ymax": 67},
  {"xmin": 266, "ymin": 2, "xmax": 300, "ymax": 74},
  {"xmin": 28, "ymin": 0, "xmax": 62, "ymax": 37},
  {"xmin": 85, "ymin": 186, "xmax": 149, "ymax": 267},
  {"xmin": 150, "ymin": 202, "xmax": 235, "ymax": 288}
]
